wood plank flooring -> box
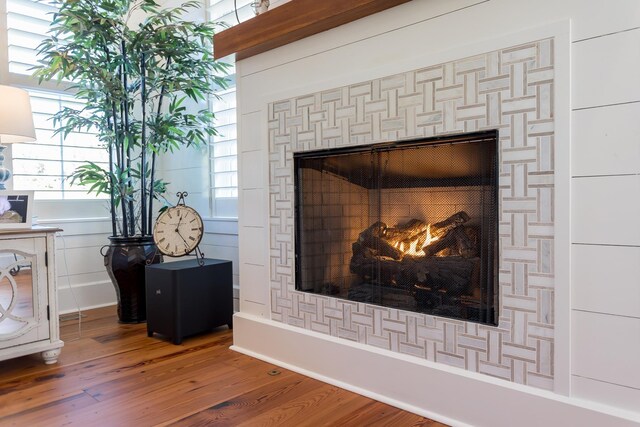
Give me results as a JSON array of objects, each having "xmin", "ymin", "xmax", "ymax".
[{"xmin": 0, "ymin": 306, "xmax": 446, "ymax": 426}]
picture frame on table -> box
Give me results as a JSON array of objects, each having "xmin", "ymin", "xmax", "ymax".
[{"xmin": 0, "ymin": 190, "xmax": 33, "ymax": 229}]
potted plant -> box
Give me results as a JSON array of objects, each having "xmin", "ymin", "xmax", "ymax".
[{"xmin": 35, "ymin": 0, "xmax": 229, "ymax": 323}]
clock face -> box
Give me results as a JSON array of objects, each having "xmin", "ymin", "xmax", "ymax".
[{"xmin": 153, "ymin": 205, "xmax": 204, "ymax": 257}]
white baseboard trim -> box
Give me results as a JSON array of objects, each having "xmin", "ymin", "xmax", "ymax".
[
  {"xmin": 231, "ymin": 343, "xmax": 465, "ymax": 427},
  {"xmin": 57, "ymin": 280, "xmax": 117, "ymax": 314},
  {"xmin": 231, "ymin": 313, "xmax": 640, "ymax": 427},
  {"xmin": 58, "ymin": 302, "xmax": 117, "ymax": 316}
]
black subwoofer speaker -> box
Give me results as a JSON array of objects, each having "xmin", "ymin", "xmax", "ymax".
[{"xmin": 145, "ymin": 258, "xmax": 233, "ymax": 344}]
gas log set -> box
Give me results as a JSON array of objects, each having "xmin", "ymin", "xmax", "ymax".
[{"xmin": 350, "ymin": 211, "xmax": 482, "ymax": 316}]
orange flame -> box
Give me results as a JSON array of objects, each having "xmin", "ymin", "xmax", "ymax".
[
  {"xmin": 425, "ymin": 223, "xmax": 439, "ymax": 246},
  {"xmin": 394, "ymin": 224, "xmax": 440, "ymax": 256}
]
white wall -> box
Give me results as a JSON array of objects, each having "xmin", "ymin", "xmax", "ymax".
[
  {"xmin": 26, "ymin": 0, "xmax": 242, "ymax": 315},
  {"xmin": 28, "ymin": 200, "xmax": 114, "ymax": 314},
  {"xmin": 570, "ymin": 27, "xmax": 640, "ymax": 410},
  {"xmin": 158, "ymin": 136, "xmax": 240, "ymax": 308},
  {"xmin": 234, "ymin": 0, "xmax": 640, "ymax": 423},
  {"xmin": 28, "ymin": 148, "xmax": 240, "ymax": 315}
]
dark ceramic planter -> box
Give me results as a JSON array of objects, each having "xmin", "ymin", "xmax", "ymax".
[{"xmin": 103, "ymin": 236, "xmax": 161, "ymax": 323}]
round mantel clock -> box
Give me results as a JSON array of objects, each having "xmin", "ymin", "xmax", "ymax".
[{"xmin": 153, "ymin": 192, "xmax": 205, "ymax": 265}]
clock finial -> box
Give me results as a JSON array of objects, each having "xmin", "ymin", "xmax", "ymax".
[{"xmin": 176, "ymin": 192, "xmax": 188, "ymax": 206}]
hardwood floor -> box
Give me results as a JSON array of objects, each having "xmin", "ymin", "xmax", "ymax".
[{"xmin": 0, "ymin": 306, "xmax": 446, "ymax": 426}]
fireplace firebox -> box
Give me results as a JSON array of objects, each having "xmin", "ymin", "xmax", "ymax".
[{"xmin": 294, "ymin": 130, "xmax": 498, "ymax": 325}]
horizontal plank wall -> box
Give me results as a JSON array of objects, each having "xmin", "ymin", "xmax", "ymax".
[
  {"xmin": 30, "ymin": 201, "xmax": 115, "ymax": 314},
  {"xmin": 570, "ymin": 24, "xmax": 640, "ymax": 412},
  {"xmin": 34, "ymin": 216, "xmax": 239, "ymax": 314},
  {"xmin": 234, "ymin": 0, "xmax": 640, "ymax": 423}
]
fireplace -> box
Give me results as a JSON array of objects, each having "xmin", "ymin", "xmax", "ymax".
[{"xmin": 294, "ymin": 130, "xmax": 498, "ymax": 324}]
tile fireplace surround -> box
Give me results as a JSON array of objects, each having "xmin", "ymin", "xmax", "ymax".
[{"xmin": 268, "ymin": 39, "xmax": 556, "ymax": 389}]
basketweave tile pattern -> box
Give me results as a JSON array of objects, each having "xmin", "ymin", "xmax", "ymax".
[{"xmin": 268, "ymin": 39, "xmax": 555, "ymax": 389}]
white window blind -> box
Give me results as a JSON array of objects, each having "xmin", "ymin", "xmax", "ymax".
[
  {"xmin": 12, "ymin": 90, "xmax": 106, "ymax": 199},
  {"xmin": 2, "ymin": 0, "xmax": 108, "ymax": 199},
  {"xmin": 207, "ymin": 0, "xmax": 251, "ymax": 216},
  {"xmin": 7, "ymin": 0, "xmax": 53, "ymax": 76}
]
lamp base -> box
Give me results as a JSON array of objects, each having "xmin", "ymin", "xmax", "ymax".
[{"xmin": 0, "ymin": 145, "xmax": 10, "ymax": 190}]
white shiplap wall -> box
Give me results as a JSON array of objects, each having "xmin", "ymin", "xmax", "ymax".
[
  {"xmin": 570, "ymin": 25, "xmax": 640, "ymax": 410},
  {"xmin": 32, "ymin": 201, "xmax": 114, "ymax": 313},
  {"xmin": 232, "ymin": 0, "xmax": 640, "ymax": 421}
]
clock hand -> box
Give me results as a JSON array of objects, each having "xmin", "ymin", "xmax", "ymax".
[{"xmin": 175, "ymin": 228, "xmax": 191, "ymax": 250}]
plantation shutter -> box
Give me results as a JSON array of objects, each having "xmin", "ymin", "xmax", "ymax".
[
  {"xmin": 207, "ymin": 0, "xmax": 252, "ymax": 216},
  {"xmin": 2, "ymin": 0, "xmax": 106, "ymax": 199},
  {"xmin": 11, "ymin": 90, "xmax": 106, "ymax": 199},
  {"xmin": 6, "ymin": 0, "xmax": 54, "ymax": 76}
]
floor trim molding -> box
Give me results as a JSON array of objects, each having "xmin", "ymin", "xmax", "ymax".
[{"xmin": 231, "ymin": 313, "xmax": 640, "ymax": 427}]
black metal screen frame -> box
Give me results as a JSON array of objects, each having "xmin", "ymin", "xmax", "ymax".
[{"xmin": 293, "ymin": 130, "xmax": 499, "ymax": 325}]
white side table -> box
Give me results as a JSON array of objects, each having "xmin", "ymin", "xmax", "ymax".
[{"xmin": 0, "ymin": 227, "xmax": 64, "ymax": 364}]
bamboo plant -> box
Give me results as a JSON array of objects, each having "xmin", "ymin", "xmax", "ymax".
[{"xmin": 34, "ymin": 0, "xmax": 229, "ymax": 237}]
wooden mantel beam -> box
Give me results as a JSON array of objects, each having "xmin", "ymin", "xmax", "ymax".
[{"xmin": 213, "ymin": 0, "xmax": 412, "ymax": 60}]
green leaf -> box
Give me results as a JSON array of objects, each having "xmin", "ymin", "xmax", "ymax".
[{"xmin": 36, "ymin": 0, "xmax": 229, "ymax": 237}]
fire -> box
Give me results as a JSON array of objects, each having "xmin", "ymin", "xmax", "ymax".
[
  {"xmin": 404, "ymin": 239, "xmax": 422, "ymax": 256},
  {"xmin": 425, "ymin": 223, "xmax": 439, "ymax": 246},
  {"xmin": 394, "ymin": 224, "xmax": 440, "ymax": 256}
]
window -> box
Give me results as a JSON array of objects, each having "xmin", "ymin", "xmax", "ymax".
[
  {"xmin": 6, "ymin": 0, "xmax": 51, "ymax": 77},
  {"xmin": 1, "ymin": 0, "xmax": 107, "ymax": 199},
  {"xmin": 207, "ymin": 0, "xmax": 252, "ymax": 217},
  {"xmin": 12, "ymin": 90, "xmax": 105, "ymax": 199},
  {"xmin": 3, "ymin": 0, "xmax": 244, "ymax": 203}
]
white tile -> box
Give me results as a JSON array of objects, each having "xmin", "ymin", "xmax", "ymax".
[
  {"xmin": 572, "ymin": 244, "xmax": 640, "ymax": 318},
  {"xmin": 573, "ymin": 29, "xmax": 640, "ymax": 109},
  {"xmin": 572, "ymin": 175, "xmax": 640, "ymax": 245},
  {"xmin": 573, "ymin": 103, "xmax": 640, "ymax": 177},
  {"xmin": 572, "ymin": 375, "xmax": 640, "ymax": 415},
  {"xmin": 572, "ymin": 310, "xmax": 640, "ymax": 389}
]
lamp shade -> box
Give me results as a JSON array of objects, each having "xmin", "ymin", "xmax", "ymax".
[{"xmin": 0, "ymin": 85, "xmax": 36, "ymax": 143}]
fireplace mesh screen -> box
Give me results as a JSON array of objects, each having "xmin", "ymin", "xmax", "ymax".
[{"xmin": 294, "ymin": 130, "xmax": 498, "ymax": 324}]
